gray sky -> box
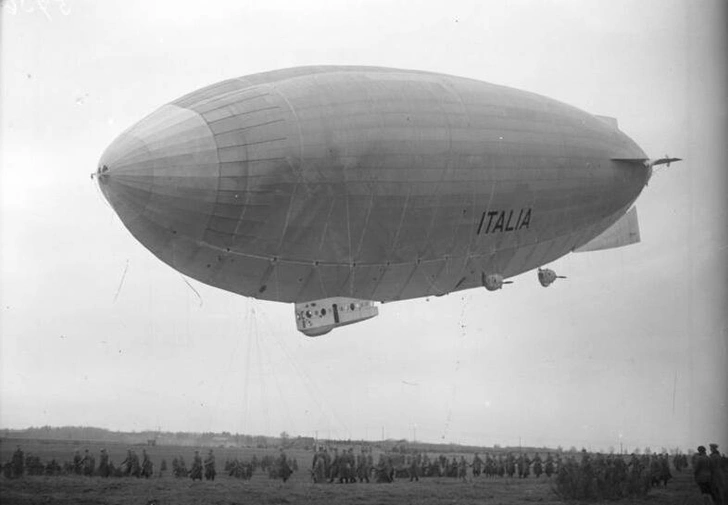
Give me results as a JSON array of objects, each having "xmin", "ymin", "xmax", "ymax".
[{"xmin": 1, "ymin": 0, "xmax": 726, "ymax": 452}]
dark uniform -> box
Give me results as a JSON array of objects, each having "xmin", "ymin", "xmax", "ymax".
[
  {"xmin": 341, "ymin": 448, "xmax": 356, "ymax": 483},
  {"xmin": 544, "ymin": 453, "xmax": 554, "ymax": 478},
  {"xmin": 505, "ymin": 453, "xmax": 516, "ymax": 478},
  {"xmin": 517, "ymin": 453, "xmax": 531, "ymax": 478},
  {"xmin": 709, "ymin": 444, "xmax": 726, "ymax": 505},
  {"xmin": 356, "ymin": 449, "xmax": 371, "ymax": 483},
  {"xmin": 73, "ymin": 450, "xmax": 83, "ymax": 475},
  {"xmin": 11, "ymin": 446, "xmax": 24, "ymax": 478},
  {"xmin": 457, "ymin": 456, "xmax": 468, "ymax": 481},
  {"xmin": 312, "ymin": 447, "xmax": 326, "ymax": 483},
  {"xmin": 141, "ymin": 449, "xmax": 153, "ymax": 478},
  {"xmin": 329, "ymin": 448, "xmax": 340, "ymax": 483},
  {"xmin": 99, "ymin": 449, "xmax": 110, "ymax": 478},
  {"xmin": 277, "ymin": 449, "xmax": 292, "ymax": 482},
  {"xmin": 694, "ymin": 446, "xmax": 713, "ymax": 497},
  {"xmin": 204, "ymin": 450, "xmax": 216, "ymax": 481},
  {"xmin": 121, "ymin": 449, "xmax": 141, "ymax": 477},
  {"xmin": 376, "ymin": 453, "xmax": 393, "ymax": 483},
  {"xmin": 472, "ymin": 453, "xmax": 483, "ymax": 477},
  {"xmin": 532, "ymin": 453, "xmax": 543, "ymax": 478},
  {"xmin": 190, "ymin": 451, "xmax": 203, "ymax": 481},
  {"xmin": 81, "ymin": 449, "xmax": 95, "ymax": 476},
  {"xmin": 409, "ymin": 452, "xmax": 421, "ymax": 482}
]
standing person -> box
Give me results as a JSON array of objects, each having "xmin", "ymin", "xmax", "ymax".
[
  {"xmin": 709, "ymin": 444, "xmax": 726, "ymax": 505},
  {"xmin": 130, "ymin": 450, "xmax": 141, "ymax": 477},
  {"xmin": 357, "ymin": 448, "xmax": 370, "ymax": 483},
  {"xmin": 376, "ymin": 453, "xmax": 393, "ymax": 483},
  {"xmin": 505, "ymin": 453, "xmax": 516, "ymax": 478},
  {"xmin": 277, "ymin": 448, "xmax": 292, "ymax": 482},
  {"xmin": 11, "ymin": 446, "xmax": 24, "ymax": 478},
  {"xmin": 457, "ymin": 456, "xmax": 468, "ymax": 482},
  {"xmin": 323, "ymin": 447, "xmax": 331, "ymax": 480},
  {"xmin": 356, "ymin": 450, "xmax": 364, "ymax": 482},
  {"xmin": 472, "ymin": 453, "xmax": 483, "ymax": 478},
  {"xmin": 344, "ymin": 448, "xmax": 356, "ymax": 483},
  {"xmin": 366, "ymin": 450, "xmax": 374, "ymax": 481},
  {"xmin": 204, "ymin": 449, "xmax": 216, "ymax": 481},
  {"xmin": 532, "ymin": 453, "xmax": 543, "ymax": 478},
  {"xmin": 73, "ymin": 449, "xmax": 83, "ymax": 475},
  {"xmin": 409, "ymin": 451, "xmax": 420, "ymax": 482},
  {"xmin": 81, "ymin": 449, "xmax": 95, "ymax": 476},
  {"xmin": 190, "ymin": 451, "xmax": 203, "ymax": 481},
  {"xmin": 99, "ymin": 449, "xmax": 110, "ymax": 478},
  {"xmin": 141, "ymin": 449, "xmax": 153, "ymax": 478},
  {"xmin": 312, "ymin": 446, "xmax": 326, "ymax": 483},
  {"xmin": 121, "ymin": 449, "xmax": 133, "ymax": 476},
  {"xmin": 544, "ymin": 453, "xmax": 554, "ymax": 478},
  {"xmin": 693, "ymin": 446, "xmax": 713, "ymax": 500},
  {"xmin": 329, "ymin": 447, "xmax": 340, "ymax": 483}
]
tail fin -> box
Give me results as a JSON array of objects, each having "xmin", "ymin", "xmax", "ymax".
[{"xmin": 574, "ymin": 207, "xmax": 641, "ymax": 253}]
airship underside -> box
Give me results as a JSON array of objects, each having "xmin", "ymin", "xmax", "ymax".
[{"xmin": 97, "ymin": 66, "xmax": 675, "ymax": 336}]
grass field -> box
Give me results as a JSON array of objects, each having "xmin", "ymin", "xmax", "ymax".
[{"xmin": 0, "ymin": 438, "xmax": 707, "ymax": 505}]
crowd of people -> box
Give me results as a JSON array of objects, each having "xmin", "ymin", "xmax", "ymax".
[
  {"xmin": 311, "ymin": 446, "xmax": 371, "ymax": 483},
  {"xmin": 2, "ymin": 445, "xmax": 296, "ymax": 483},
  {"xmin": 170, "ymin": 449, "xmax": 217, "ymax": 480},
  {"xmin": 307, "ymin": 446, "xmax": 664, "ymax": 485},
  {"xmin": 4, "ymin": 446, "xmax": 177, "ymax": 480},
  {"xmin": 3, "ymin": 442, "xmax": 726, "ymax": 503}
]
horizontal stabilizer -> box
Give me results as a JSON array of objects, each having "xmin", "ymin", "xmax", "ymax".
[
  {"xmin": 574, "ymin": 207, "xmax": 640, "ymax": 253},
  {"xmin": 595, "ymin": 115, "xmax": 619, "ymax": 129},
  {"xmin": 612, "ymin": 156, "xmax": 681, "ymax": 168}
]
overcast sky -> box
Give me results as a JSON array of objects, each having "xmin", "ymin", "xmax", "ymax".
[{"xmin": 1, "ymin": 0, "xmax": 726, "ymax": 453}]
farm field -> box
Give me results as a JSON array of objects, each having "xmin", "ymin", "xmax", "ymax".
[{"xmin": 0, "ymin": 438, "xmax": 705, "ymax": 505}]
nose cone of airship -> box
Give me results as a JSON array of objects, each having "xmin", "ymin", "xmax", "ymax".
[{"xmin": 97, "ymin": 104, "xmax": 220, "ymax": 255}]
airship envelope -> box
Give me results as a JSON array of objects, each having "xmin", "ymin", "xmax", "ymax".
[{"xmin": 96, "ymin": 66, "xmax": 678, "ymax": 336}]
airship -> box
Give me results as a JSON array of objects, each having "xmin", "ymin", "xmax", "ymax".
[{"xmin": 96, "ymin": 66, "xmax": 678, "ymax": 336}]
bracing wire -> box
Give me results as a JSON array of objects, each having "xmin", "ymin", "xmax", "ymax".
[
  {"xmin": 256, "ymin": 320, "xmax": 296, "ymax": 435},
  {"xmin": 257, "ymin": 308, "xmax": 351, "ymax": 437},
  {"xmin": 253, "ymin": 309, "xmax": 271, "ymax": 433},
  {"xmin": 91, "ymin": 176, "xmax": 114, "ymax": 211},
  {"xmin": 441, "ymin": 293, "xmax": 471, "ymax": 441},
  {"xmin": 180, "ymin": 275, "xmax": 203, "ymax": 307},
  {"xmin": 241, "ymin": 301, "xmax": 254, "ymax": 433},
  {"xmin": 112, "ymin": 260, "xmax": 130, "ymax": 302}
]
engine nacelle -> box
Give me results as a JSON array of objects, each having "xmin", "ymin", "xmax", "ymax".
[
  {"xmin": 537, "ymin": 268, "xmax": 566, "ymax": 287},
  {"xmin": 482, "ymin": 273, "xmax": 513, "ymax": 291},
  {"xmin": 295, "ymin": 297, "xmax": 378, "ymax": 336}
]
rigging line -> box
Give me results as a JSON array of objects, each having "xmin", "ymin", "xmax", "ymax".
[
  {"xmin": 180, "ymin": 275, "xmax": 203, "ymax": 307},
  {"xmin": 442, "ymin": 293, "xmax": 471, "ymax": 441},
  {"xmin": 255, "ymin": 319, "xmax": 296, "ymax": 434},
  {"xmin": 241, "ymin": 301, "xmax": 255, "ymax": 433},
  {"xmin": 92, "ymin": 177, "xmax": 114, "ymax": 211},
  {"xmin": 216, "ymin": 302, "xmax": 246, "ymax": 418},
  {"xmin": 253, "ymin": 308, "xmax": 270, "ymax": 433},
  {"xmin": 259, "ymin": 310, "xmax": 350, "ymax": 435},
  {"xmin": 112, "ymin": 260, "xmax": 130, "ymax": 303}
]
